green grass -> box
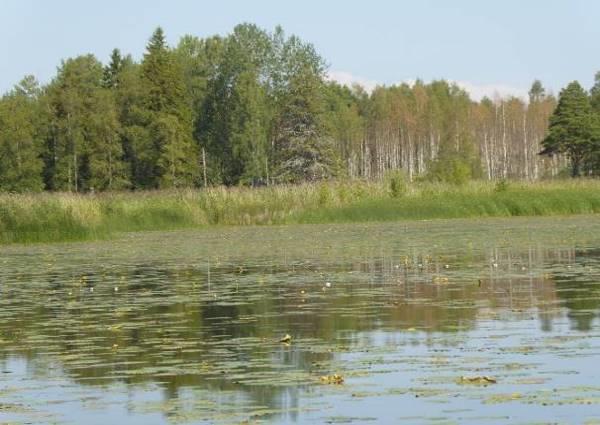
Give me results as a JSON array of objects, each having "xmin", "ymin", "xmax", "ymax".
[
  {"xmin": 295, "ymin": 184, "xmax": 600, "ymax": 223},
  {"xmin": 1, "ymin": 179, "xmax": 599, "ymax": 244}
]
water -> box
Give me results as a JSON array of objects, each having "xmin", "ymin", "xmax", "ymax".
[{"xmin": 1, "ymin": 216, "xmax": 600, "ymax": 424}]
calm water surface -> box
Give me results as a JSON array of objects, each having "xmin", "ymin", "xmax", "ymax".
[{"xmin": 1, "ymin": 216, "xmax": 600, "ymax": 424}]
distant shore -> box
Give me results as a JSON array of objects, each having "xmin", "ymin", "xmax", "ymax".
[{"xmin": 1, "ymin": 179, "xmax": 599, "ymax": 245}]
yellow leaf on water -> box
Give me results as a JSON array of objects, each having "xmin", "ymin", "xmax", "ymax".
[
  {"xmin": 320, "ymin": 374, "xmax": 344, "ymax": 384},
  {"xmin": 458, "ymin": 375, "xmax": 497, "ymax": 385}
]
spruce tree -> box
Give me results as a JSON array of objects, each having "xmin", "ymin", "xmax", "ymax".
[
  {"xmin": 272, "ymin": 34, "xmax": 340, "ymax": 183},
  {"xmin": 103, "ymin": 48, "xmax": 123, "ymax": 89},
  {"xmin": 273, "ymin": 66, "xmax": 339, "ymax": 183},
  {"xmin": 137, "ymin": 27, "xmax": 198, "ymax": 188}
]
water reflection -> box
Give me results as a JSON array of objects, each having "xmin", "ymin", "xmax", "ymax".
[{"xmin": 1, "ymin": 217, "xmax": 600, "ymax": 423}]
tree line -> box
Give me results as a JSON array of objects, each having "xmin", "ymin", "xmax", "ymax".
[{"xmin": 0, "ymin": 24, "xmax": 597, "ymax": 192}]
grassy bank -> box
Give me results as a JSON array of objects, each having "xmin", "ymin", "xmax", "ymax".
[{"xmin": 1, "ymin": 180, "xmax": 600, "ymax": 244}]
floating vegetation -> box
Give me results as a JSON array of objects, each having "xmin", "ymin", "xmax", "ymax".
[
  {"xmin": 458, "ymin": 376, "xmax": 498, "ymax": 385},
  {"xmin": 320, "ymin": 374, "xmax": 345, "ymax": 385},
  {"xmin": 1, "ymin": 217, "xmax": 600, "ymax": 423},
  {"xmin": 279, "ymin": 334, "xmax": 292, "ymax": 344},
  {"xmin": 484, "ymin": 392, "xmax": 522, "ymax": 404},
  {"xmin": 432, "ymin": 276, "xmax": 450, "ymax": 285}
]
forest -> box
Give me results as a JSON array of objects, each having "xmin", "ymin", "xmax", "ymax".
[{"xmin": 0, "ymin": 23, "xmax": 599, "ymax": 193}]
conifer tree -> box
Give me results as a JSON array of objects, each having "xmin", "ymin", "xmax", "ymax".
[
  {"xmin": 529, "ymin": 80, "xmax": 546, "ymax": 103},
  {"xmin": 273, "ymin": 65, "xmax": 339, "ymax": 182},
  {"xmin": 137, "ymin": 27, "xmax": 198, "ymax": 188},
  {"xmin": 272, "ymin": 34, "xmax": 340, "ymax": 182},
  {"xmin": 541, "ymin": 81, "xmax": 599, "ymax": 176},
  {"xmin": 102, "ymin": 48, "xmax": 123, "ymax": 89}
]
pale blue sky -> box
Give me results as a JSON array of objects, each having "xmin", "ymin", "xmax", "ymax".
[{"xmin": 2, "ymin": 0, "xmax": 599, "ymax": 98}]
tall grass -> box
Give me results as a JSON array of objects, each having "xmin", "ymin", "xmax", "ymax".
[
  {"xmin": 1, "ymin": 179, "xmax": 599, "ymax": 244},
  {"xmin": 295, "ymin": 180, "xmax": 600, "ymax": 223}
]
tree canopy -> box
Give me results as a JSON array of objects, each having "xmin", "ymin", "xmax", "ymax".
[
  {"xmin": 0, "ymin": 24, "xmax": 597, "ymax": 193},
  {"xmin": 541, "ymin": 81, "xmax": 600, "ymax": 176}
]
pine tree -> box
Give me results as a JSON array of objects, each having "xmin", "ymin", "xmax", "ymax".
[
  {"xmin": 529, "ymin": 80, "xmax": 546, "ymax": 103},
  {"xmin": 541, "ymin": 81, "xmax": 599, "ymax": 176}
]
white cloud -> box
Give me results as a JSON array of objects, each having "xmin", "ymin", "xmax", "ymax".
[
  {"xmin": 327, "ymin": 70, "xmax": 528, "ymax": 102},
  {"xmin": 326, "ymin": 71, "xmax": 381, "ymax": 93},
  {"xmin": 452, "ymin": 80, "xmax": 528, "ymax": 102}
]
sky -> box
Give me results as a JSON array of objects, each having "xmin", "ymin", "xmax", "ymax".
[{"xmin": 2, "ymin": 0, "xmax": 599, "ymax": 100}]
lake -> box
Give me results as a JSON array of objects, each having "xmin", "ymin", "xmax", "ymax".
[{"xmin": 1, "ymin": 216, "xmax": 600, "ymax": 424}]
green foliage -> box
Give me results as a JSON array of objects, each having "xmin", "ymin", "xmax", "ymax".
[
  {"xmin": 590, "ymin": 71, "xmax": 600, "ymax": 113},
  {"xmin": 541, "ymin": 81, "xmax": 600, "ymax": 177},
  {"xmin": 385, "ymin": 170, "xmax": 408, "ymax": 198},
  {"xmin": 2, "ymin": 180, "xmax": 600, "ymax": 244},
  {"xmin": 0, "ymin": 77, "xmax": 44, "ymax": 192},
  {"xmin": 85, "ymin": 89, "xmax": 130, "ymax": 190},
  {"xmin": 273, "ymin": 59, "xmax": 340, "ymax": 183},
  {"xmin": 153, "ymin": 114, "xmax": 198, "ymax": 187},
  {"xmin": 323, "ymin": 83, "xmax": 366, "ymax": 163},
  {"xmin": 102, "ymin": 49, "xmax": 123, "ymax": 89},
  {"xmin": 142, "ymin": 27, "xmax": 186, "ymax": 115},
  {"xmin": 198, "ymin": 26, "xmax": 271, "ymax": 185},
  {"xmin": 529, "ymin": 80, "xmax": 546, "ymax": 103},
  {"xmin": 494, "ymin": 179, "xmax": 509, "ymax": 192},
  {"xmin": 317, "ymin": 182, "xmax": 332, "ymax": 206},
  {"xmin": 197, "ymin": 24, "xmax": 338, "ymax": 185},
  {"xmin": 134, "ymin": 27, "xmax": 198, "ymax": 188},
  {"xmin": 43, "ymin": 55, "xmax": 129, "ymax": 192},
  {"xmin": 1, "ymin": 24, "xmax": 599, "ymax": 194},
  {"xmin": 296, "ymin": 180, "xmax": 600, "ymax": 224},
  {"xmin": 425, "ymin": 135, "xmax": 481, "ymax": 185}
]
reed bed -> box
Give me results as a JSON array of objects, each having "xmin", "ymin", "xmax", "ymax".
[{"xmin": 1, "ymin": 179, "xmax": 599, "ymax": 244}]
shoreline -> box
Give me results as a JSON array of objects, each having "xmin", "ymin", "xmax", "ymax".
[{"xmin": 1, "ymin": 179, "xmax": 599, "ymax": 245}]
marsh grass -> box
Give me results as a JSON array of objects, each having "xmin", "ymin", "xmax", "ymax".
[
  {"xmin": 295, "ymin": 180, "xmax": 600, "ymax": 223},
  {"xmin": 1, "ymin": 179, "xmax": 599, "ymax": 244}
]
